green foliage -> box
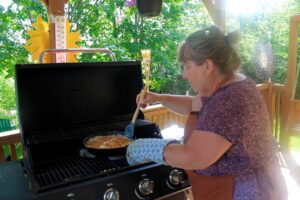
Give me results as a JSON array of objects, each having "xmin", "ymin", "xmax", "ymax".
[
  {"xmin": 68, "ymin": 0, "xmax": 194, "ymax": 93},
  {"xmin": 0, "ymin": 0, "xmax": 300, "ymax": 128},
  {"xmin": 0, "ymin": 74, "xmax": 16, "ymax": 122},
  {"xmin": 231, "ymin": 0, "xmax": 299, "ymax": 84},
  {"xmin": 0, "ymin": 0, "xmax": 46, "ymax": 77}
]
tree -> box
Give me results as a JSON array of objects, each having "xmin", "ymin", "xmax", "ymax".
[
  {"xmin": 0, "ymin": 0, "xmax": 208, "ymax": 93},
  {"xmin": 0, "ymin": 0, "xmax": 300, "ymax": 125}
]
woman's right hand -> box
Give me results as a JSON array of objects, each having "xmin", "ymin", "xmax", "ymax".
[{"xmin": 136, "ymin": 91, "xmax": 161, "ymax": 109}]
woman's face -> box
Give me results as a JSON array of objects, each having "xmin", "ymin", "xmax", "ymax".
[{"xmin": 182, "ymin": 60, "xmax": 211, "ymax": 95}]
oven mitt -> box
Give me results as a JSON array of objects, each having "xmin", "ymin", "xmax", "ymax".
[{"xmin": 126, "ymin": 138, "xmax": 178, "ymax": 165}]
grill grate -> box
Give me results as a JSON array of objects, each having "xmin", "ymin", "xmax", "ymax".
[{"xmin": 32, "ymin": 154, "xmax": 130, "ymax": 192}]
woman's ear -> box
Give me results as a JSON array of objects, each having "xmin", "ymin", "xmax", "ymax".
[{"xmin": 205, "ymin": 59, "xmax": 215, "ymax": 75}]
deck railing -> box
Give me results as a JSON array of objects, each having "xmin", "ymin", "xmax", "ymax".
[
  {"xmin": 257, "ymin": 82, "xmax": 285, "ymax": 141},
  {"xmin": 0, "ymin": 130, "xmax": 23, "ymax": 162},
  {"xmin": 0, "ymin": 83, "xmax": 285, "ymax": 162},
  {"xmin": 143, "ymin": 104, "xmax": 187, "ymax": 130}
]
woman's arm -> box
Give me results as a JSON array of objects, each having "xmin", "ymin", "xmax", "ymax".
[
  {"xmin": 164, "ymin": 130, "xmax": 232, "ymax": 170},
  {"xmin": 138, "ymin": 92, "xmax": 201, "ymax": 115},
  {"xmin": 159, "ymin": 94, "xmax": 193, "ymax": 115}
]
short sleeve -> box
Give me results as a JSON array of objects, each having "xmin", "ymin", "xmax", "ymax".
[
  {"xmin": 196, "ymin": 94, "xmax": 245, "ymax": 144},
  {"xmin": 193, "ymin": 79, "xmax": 277, "ymax": 176}
]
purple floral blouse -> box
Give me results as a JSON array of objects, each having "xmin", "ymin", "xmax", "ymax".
[{"xmin": 195, "ymin": 78, "xmax": 287, "ymax": 200}]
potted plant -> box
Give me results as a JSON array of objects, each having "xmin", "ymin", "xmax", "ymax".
[{"xmin": 137, "ymin": 0, "xmax": 163, "ymax": 17}]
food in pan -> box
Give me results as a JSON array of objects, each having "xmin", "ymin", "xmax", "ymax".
[{"xmin": 85, "ymin": 135, "xmax": 132, "ymax": 149}]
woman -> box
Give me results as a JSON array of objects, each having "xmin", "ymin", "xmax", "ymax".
[{"xmin": 126, "ymin": 25, "xmax": 287, "ymax": 200}]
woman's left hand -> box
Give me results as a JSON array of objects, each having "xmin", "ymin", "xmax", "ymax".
[{"xmin": 126, "ymin": 138, "xmax": 178, "ymax": 165}]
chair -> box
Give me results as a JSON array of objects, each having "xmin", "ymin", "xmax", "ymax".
[{"xmin": 0, "ymin": 118, "xmax": 16, "ymax": 132}]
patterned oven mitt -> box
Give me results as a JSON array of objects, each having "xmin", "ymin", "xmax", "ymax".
[{"xmin": 126, "ymin": 138, "xmax": 178, "ymax": 165}]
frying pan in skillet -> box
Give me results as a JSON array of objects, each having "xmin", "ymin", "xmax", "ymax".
[{"xmin": 83, "ymin": 131, "xmax": 133, "ymax": 155}]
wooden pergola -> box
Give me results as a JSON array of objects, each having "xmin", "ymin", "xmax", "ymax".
[{"xmin": 0, "ymin": 0, "xmax": 299, "ymax": 160}]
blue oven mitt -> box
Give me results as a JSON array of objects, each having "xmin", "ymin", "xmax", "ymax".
[{"xmin": 126, "ymin": 138, "xmax": 178, "ymax": 165}]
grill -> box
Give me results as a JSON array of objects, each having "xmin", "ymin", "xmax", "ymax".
[
  {"xmin": 32, "ymin": 155, "xmax": 131, "ymax": 191},
  {"xmin": 15, "ymin": 61, "xmax": 190, "ymax": 200}
]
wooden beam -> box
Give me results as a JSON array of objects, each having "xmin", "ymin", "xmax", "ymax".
[
  {"xmin": 41, "ymin": 0, "xmax": 68, "ymax": 8},
  {"xmin": 280, "ymin": 14, "xmax": 300, "ymax": 151},
  {"xmin": 202, "ymin": 0, "xmax": 226, "ymax": 31},
  {"xmin": 215, "ymin": 0, "xmax": 226, "ymax": 31},
  {"xmin": 202, "ymin": 0, "xmax": 219, "ymax": 25}
]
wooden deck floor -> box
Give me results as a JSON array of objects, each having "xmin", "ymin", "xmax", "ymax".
[{"xmin": 280, "ymin": 150, "xmax": 300, "ymax": 200}]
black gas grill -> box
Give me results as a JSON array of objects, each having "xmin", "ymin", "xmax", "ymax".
[{"xmin": 14, "ymin": 61, "xmax": 190, "ymax": 200}]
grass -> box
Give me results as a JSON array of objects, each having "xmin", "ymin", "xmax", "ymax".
[
  {"xmin": 290, "ymin": 136, "xmax": 300, "ymax": 151},
  {"xmin": 4, "ymin": 143, "xmax": 23, "ymax": 160}
]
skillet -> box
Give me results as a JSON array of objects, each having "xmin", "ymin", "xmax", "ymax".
[{"xmin": 83, "ymin": 131, "xmax": 133, "ymax": 156}]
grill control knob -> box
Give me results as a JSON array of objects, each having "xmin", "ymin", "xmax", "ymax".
[
  {"xmin": 169, "ymin": 169, "xmax": 184, "ymax": 185},
  {"xmin": 138, "ymin": 178, "xmax": 154, "ymax": 195},
  {"xmin": 103, "ymin": 188, "xmax": 120, "ymax": 200}
]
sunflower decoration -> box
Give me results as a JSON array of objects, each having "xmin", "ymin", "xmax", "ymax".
[{"xmin": 24, "ymin": 15, "xmax": 81, "ymax": 63}]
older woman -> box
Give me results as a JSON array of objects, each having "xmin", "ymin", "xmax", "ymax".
[{"xmin": 126, "ymin": 25, "xmax": 287, "ymax": 200}]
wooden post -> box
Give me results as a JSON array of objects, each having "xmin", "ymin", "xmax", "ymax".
[
  {"xmin": 280, "ymin": 14, "xmax": 300, "ymax": 151},
  {"xmin": 268, "ymin": 79, "xmax": 274, "ymax": 133},
  {"xmin": 41, "ymin": 0, "xmax": 68, "ymax": 63}
]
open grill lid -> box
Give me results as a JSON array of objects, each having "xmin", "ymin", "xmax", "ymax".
[{"xmin": 15, "ymin": 61, "xmax": 142, "ymax": 134}]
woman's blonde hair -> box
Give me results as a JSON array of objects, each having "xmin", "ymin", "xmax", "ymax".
[{"xmin": 179, "ymin": 25, "xmax": 241, "ymax": 74}]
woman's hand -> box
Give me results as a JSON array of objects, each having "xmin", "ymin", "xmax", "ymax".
[
  {"xmin": 126, "ymin": 138, "xmax": 178, "ymax": 165},
  {"xmin": 136, "ymin": 91, "xmax": 161, "ymax": 108}
]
